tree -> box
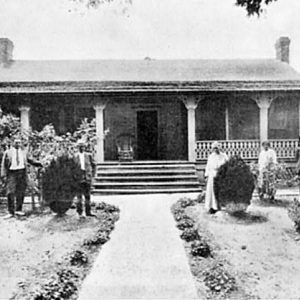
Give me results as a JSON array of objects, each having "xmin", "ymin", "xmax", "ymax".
[{"xmin": 71, "ymin": 0, "xmax": 277, "ymax": 16}]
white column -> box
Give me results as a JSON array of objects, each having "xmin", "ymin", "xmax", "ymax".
[
  {"xmin": 225, "ymin": 104, "xmax": 229, "ymax": 140},
  {"xmin": 254, "ymin": 94, "xmax": 274, "ymax": 143},
  {"xmin": 18, "ymin": 105, "xmax": 30, "ymax": 133},
  {"xmin": 93, "ymin": 102, "xmax": 107, "ymax": 163},
  {"xmin": 182, "ymin": 97, "xmax": 199, "ymax": 162}
]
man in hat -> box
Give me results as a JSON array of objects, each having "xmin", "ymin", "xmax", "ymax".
[
  {"xmin": 74, "ymin": 140, "xmax": 96, "ymax": 217},
  {"xmin": 1, "ymin": 137, "xmax": 42, "ymax": 218},
  {"xmin": 258, "ymin": 141, "xmax": 277, "ymax": 201}
]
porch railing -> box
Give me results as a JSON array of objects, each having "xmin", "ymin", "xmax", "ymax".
[{"xmin": 195, "ymin": 139, "xmax": 298, "ymax": 161}]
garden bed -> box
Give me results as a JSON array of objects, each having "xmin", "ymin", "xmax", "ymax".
[
  {"xmin": 0, "ymin": 201, "xmax": 120, "ymax": 300},
  {"xmin": 172, "ymin": 196, "xmax": 300, "ymax": 299}
]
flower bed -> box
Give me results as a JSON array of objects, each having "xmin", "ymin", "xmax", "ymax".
[{"xmin": 4, "ymin": 202, "xmax": 120, "ymax": 300}]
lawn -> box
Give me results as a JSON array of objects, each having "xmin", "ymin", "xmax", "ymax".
[
  {"xmin": 173, "ymin": 196, "xmax": 300, "ymax": 299},
  {"xmin": 0, "ymin": 200, "xmax": 119, "ymax": 300}
]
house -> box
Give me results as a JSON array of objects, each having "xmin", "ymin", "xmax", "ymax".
[{"xmin": 0, "ymin": 37, "xmax": 300, "ymax": 193}]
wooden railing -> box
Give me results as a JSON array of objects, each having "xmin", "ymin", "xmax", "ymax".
[{"xmin": 196, "ymin": 139, "xmax": 298, "ymax": 161}]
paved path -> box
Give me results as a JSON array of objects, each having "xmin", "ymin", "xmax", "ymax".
[{"xmin": 78, "ymin": 193, "xmax": 199, "ymax": 300}]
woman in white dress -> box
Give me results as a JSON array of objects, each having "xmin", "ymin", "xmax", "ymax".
[{"xmin": 204, "ymin": 141, "xmax": 228, "ymax": 213}]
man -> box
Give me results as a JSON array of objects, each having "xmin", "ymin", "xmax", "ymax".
[
  {"xmin": 258, "ymin": 141, "xmax": 278, "ymax": 201},
  {"xmin": 74, "ymin": 140, "xmax": 96, "ymax": 217},
  {"xmin": 1, "ymin": 137, "xmax": 42, "ymax": 218}
]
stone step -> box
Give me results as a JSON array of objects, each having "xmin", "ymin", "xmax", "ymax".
[
  {"xmin": 96, "ymin": 169, "xmax": 195, "ymax": 176},
  {"xmin": 97, "ymin": 160, "xmax": 192, "ymax": 165},
  {"xmin": 91, "ymin": 187, "xmax": 202, "ymax": 195},
  {"xmin": 93, "ymin": 181, "xmax": 200, "ymax": 188},
  {"xmin": 96, "ymin": 164, "xmax": 195, "ymax": 170},
  {"xmin": 94, "ymin": 175, "xmax": 198, "ymax": 182}
]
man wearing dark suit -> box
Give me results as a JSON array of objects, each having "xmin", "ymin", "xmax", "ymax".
[
  {"xmin": 1, "ymin": 138, "xmax": 42, "ymax": 218},
  {"xmin": 74, "ymin": 141, "xmax": 96, "ymax": 217}
]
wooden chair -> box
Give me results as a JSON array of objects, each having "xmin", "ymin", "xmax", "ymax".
[{"xmin": 116, "ymin": 134, "xmax": 134, "ymax": 161}]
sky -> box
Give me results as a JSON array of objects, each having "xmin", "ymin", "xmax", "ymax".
[{"xmin": 0, "ymin": 0, "xmax": 300, "ymax": 71}]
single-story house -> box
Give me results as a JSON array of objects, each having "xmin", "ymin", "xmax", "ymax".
[{"xmin": 1, "ymin": 37, "xmax": 300, "ymax": 193}]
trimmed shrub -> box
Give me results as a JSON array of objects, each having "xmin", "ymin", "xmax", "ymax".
[
  {"xmin": 42, "ymin": 155, "xmax": 82, "ymax": 215},
  {"xmin": 69, "ymin": 250, "xmax": 88, "ymax": 266},
  {"xmin": 288, "ymin": 198, "xmax": 300, "ymax": 232},
  {"xmin": 214, "ymin": 155, "xmax": 255, "ymax": 213},
  {"xmin": 178, "ymin": 197, "xmax": 196, "ymax": 208},
  {"xmin": 176, "ymin": 218, "xmax": 195, "ymax": 230}
]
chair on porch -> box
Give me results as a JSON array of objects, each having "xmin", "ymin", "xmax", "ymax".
[{"xmin": 116, "ymin": 133, "xmax": 134, "ymax": 161}]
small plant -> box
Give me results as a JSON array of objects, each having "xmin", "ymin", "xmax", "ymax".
[
  {"xmin": 42, "ymin": 155, "xmax": 82, "ymax": 215},
  {"xmin": 69, "ymin": 250, "xmax": 88, "ymax": 266},
  {"xmin": 203, "ymin": 264, "xmax": 236, "ymax": 294},
  {"xmin": 176, "ymin": 218, "xmax": 195, "ymax": 230},
  {"xmin": 83, "ymin": 231, "xmax": 110, "ymax": 247},
  {"xmin": 288, "ymin": 198, "xmax": 300, "ymax": 232},
  {"xmin": 190, "ymin": 240, "xmax": 211, "ymax": 258},
  {"xmin": 180, "ymin": 228, "xmax": 199, "ymax": 242},
  {"xmin": 178, "ymin": 197, "xmax": 196, "ymax": 208},
  {"xmin": 214, "ymin": 155, "xmax": 255, "ymax": 214}
]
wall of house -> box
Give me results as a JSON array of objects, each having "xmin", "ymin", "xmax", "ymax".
[
  {"xmin": 104, "ymin": 95, "xmax": 187, "ymax": 160},
  {"xmin": 268, "ymin": 95, "xmax": 299, "ymax": 139}
]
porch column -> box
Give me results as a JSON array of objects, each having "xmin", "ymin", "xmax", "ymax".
[
  {"xmin": 93, "ymin": 102, "xmax": 107, "ymax": 163},
  {"xmin": 253, "ymin": 93, "xmax": 274, "ymax": 143},
  {"xmin": 18, "ymin": 105, "xmax": 30, "ymax": 133},
  {"xmin": 182, "ymin": 97, "xmax": 200, "ymax": 162}
]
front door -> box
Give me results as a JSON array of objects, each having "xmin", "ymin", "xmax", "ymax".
[{"xmin": 137, "ymin": 110, "xmax": 158, "ymax": 160}]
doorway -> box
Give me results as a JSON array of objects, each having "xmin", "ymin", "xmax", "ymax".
[{"xmin": 137, "ymin": 110, "xmax": 158, "ymax": 160}]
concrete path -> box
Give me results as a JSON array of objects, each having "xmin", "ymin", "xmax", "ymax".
[{"xmin": 78, "ymin": 193, "xmax": 199, "ymax": 300}]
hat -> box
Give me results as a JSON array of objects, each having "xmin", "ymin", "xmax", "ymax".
[
  {"xmin": 212, "ymin": 141, "xmax": 221, "ymax": 149},
  {"xmin": 262, "ymin": 141, "xmax": 270, "ymax": 147}
]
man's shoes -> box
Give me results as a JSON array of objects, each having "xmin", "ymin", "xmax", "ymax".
[
  {"xmin": 3, "ymin": 213, "xmax": 14, "ymax": 219},
  {"xmin": 86, "ymin": 213, "xmax": 96, "ymax": 218},
  {"xmin": 15, "ymin": 211, "xmax": 25, "ymax": 217}
]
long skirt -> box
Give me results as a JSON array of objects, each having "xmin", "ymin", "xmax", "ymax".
[{"xmin": 205, "ymin": 175, "xmax": 218, "ymax": 211}]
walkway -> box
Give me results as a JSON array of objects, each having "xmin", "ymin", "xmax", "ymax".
[{"xmin": 78, "ymin": 193, "xmax": 199, "ymax": 300}]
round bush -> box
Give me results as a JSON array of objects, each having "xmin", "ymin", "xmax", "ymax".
[
  {"xmin": 42, "ymin": 155, "xmax": 82, "ymax": 215},
  {"xmin": 176, "ymin": 218, "xmax": 195, "ymax": 230},
  {"xmin": 180, "ymin": 228, "xmax": 199, "ymax": 242},
  {"xmin": 190, "ymin": 240, "xmax": 211, "ymax": 258},
  {"xmin": 214, "ymin": 155, "xmax": 255, "ymax": 213},
  {"xmin": 288, "ymin": 198, "xmax": 300, "ymax": 232}
]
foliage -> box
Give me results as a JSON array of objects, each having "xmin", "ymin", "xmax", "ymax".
[
  {"xmin": 214, "ymin": 155, "xmax": 255, "ymax": 213},
  {"xmin": 42, "ymin": 155, "xmax": 82, "ymax": 215},
  {"xmin": 178, "ymin": 197, "xmax": 196, "ymax": 208},
  {"xmin": 69, "ymin": 250, "xmax": 88, "ymax": 266},
  {"xmin": 190, "ymin": 240, "xmax": 211, "ymax": 258},
  {"xmin": 180, "ymin": 228, "xmax": 200, "ymax": 242},
  {"xmin": 176, "ymin": 218, "xmax": 195, "ymax": 231},
  {"xmin": 288, "ymin": 198, "xmax": 300, "ymax": 233},
  {"xmin": 203, "ymin": 263, "xmax": 237, "ymax": 294},
  {"xmin": 235, "ymin": 0, "xmax": 277, "ymax": 16}
]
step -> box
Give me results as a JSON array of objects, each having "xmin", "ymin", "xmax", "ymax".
[
  {"xmin": 96, "ymin": 165, "xmax": 195, "ymax": 171},
  {"xmin": 94, "ymin": 175, "xmax": 198, "ymax": 182},
  {"xmin": 91, "ymin": 187, "xmax": 202, "ymax": 195},
  {"xmin": 97, "ymin": 160, "xmax": 191, "ymax": 165},
  {"xmin": 96, "ymin": 169, "xmax": 196, "ymax": 176},
  {"xmin": 93, "ymin": 181, "xmax": 200, "ymax": 187}
]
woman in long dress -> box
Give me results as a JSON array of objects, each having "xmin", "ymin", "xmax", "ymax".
[
  {"xmin": 204, "ymin": 141, "xmax": 228, "ymax": 213},
  {"xmin": 257, "ymin": 141, "xmax": 277, "ymax": 201}
]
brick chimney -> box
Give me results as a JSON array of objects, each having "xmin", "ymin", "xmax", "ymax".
[
  {"xmin": 0, "ymin": 38, "xmax": 14, "ymax": 66},
  {"xmin": 275, "ymin": 36, "xmax": 290, "ymax": 64}
]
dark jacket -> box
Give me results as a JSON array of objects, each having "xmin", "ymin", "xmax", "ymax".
[{"xmin": 74, "ymin": 152, "xmax": 95, "ymax": 183}]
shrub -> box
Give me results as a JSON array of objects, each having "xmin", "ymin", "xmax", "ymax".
[
  {"xmin": 180, "ymin": 228, "xmax": 199, "ymax": 242},
  {"xmin": 190, "ymin": 240, "xmax": 211, "ymax": 258},
  {"xmin": 42, "ymin": 155, "xmax": 82, "ymax": 215},
  {"xmin": 176, "ymin": 218, "xmax": 195, "ymax": 230},
  {"xmin": 214, "ymin": 155, "xmax": 255, "ymax": 213},
  {"xmin": 69, "ymin": 250, "xmax": 88, "ymax": 266},
  {"xmin": 178, "ymin": 197, "xmax": 196, "ymax": 208},
  {"xmin": 83, "ymin": 231, "xmax": 110, "ymax": 247},
  {"xmin": 288, "ymin": 198, "xmax": 300, "ymax": 232}
]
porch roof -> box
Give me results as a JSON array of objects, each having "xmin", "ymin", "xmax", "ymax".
[{"xmin": 1, "ymin": 58, "xmax": 300, "ymax": 92}]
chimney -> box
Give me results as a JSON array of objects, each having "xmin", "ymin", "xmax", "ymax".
[
  {"xmin": 275, "ymin": 36, "xmax": 290, "ymax": 64},
  {"xmin": 0, "ymin": 38, "xmax": 14, "ymax": 66}
]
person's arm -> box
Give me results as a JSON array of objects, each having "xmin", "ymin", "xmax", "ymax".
[
  {"xmin": 272, "ymin": 149, "xmax": 278, "ymax": 164},
  {"xmin": 205, "ymin": 155, "xmax": 212, "ymax": 178},
  {"xmin": 1, "ymin": 151, "xmax": 8, "ymax": 178},
  {"xmin": 89, "ymin": 154, "xmax": 96, "ymax": 176},
  {"xmin": 27, "ymin": 152, "xmax": 43, "ymax": 168}
]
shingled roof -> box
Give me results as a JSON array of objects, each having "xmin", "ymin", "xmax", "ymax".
[{"xmin": 1, "ymin": 58, "xmax": 300, "ymax": 92}]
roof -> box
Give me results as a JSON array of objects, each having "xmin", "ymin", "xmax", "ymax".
[{"xmin": 1, "ymin": 58, "xmax": 300, "ymax": 92}]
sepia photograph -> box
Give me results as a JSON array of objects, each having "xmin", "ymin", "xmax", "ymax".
[{"xmin": 1, "ymin": 0, "xmax": 300, "ymax": 299}]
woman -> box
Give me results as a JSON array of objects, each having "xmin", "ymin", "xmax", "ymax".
[
  {"xmin": 257, "ymin": 141, "xmax": 277, "ymax": 201},
  {"xmin": 204, "ymin": 141, "xmax": 228, "ymax": 214}
]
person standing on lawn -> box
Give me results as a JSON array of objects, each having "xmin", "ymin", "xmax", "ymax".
[
  {"xmin": 74, "ymin": 140, "xmax": 96, "ymax": 217},
  {"xmin": 0, "ymin": 137, "xmax": 42, "ymax": 219},
  {"xmin": 204, "ymin": 141, "xmax": 228, "ymax": 214},
  {"xmin": 258, "ymin": 140, "xmax": 278, "ymax": 201}
]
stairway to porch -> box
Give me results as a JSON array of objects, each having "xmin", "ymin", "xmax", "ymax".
[{"xmin": 92, "ymin": 161, "xmax": 202, "ymax": 195}]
